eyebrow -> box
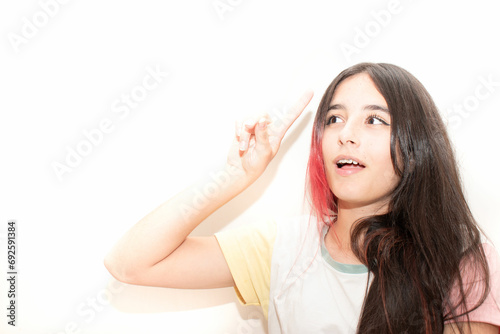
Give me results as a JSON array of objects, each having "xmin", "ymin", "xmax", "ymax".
[{"xmin": 327, "ymin": 104, "xmax": 390, "ymax": 114}]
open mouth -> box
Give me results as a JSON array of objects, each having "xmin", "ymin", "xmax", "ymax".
[{"xmin": 336, "ymin": 159, "xmax": 366, "ymax": 169}]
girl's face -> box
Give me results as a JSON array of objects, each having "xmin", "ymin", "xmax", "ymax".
[{"xmin": 322, "ymin": 73, "xmax": 400, "ymax": 211}]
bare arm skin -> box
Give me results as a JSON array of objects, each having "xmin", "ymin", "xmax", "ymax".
[
  {"xmin": 104, "ymin": 91, "xmax": 498, "ymax": 330},
  {"xmin": 104, "ymin": 91, "xmax": 314, "ymax": 289}
]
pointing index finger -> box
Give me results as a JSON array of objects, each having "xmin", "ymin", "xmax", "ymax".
[{"xmin": 273, "ymin": 90, "xmax": 314, "ymax": 141}]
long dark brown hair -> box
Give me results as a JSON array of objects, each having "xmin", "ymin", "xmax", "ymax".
[{"xmin": 306, "ymin": 63, "xmax": 490, "ymax": 333}]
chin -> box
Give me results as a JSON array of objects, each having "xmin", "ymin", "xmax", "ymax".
[{"xmin": 331, "ymin": 186, "xmax": 364, "ymax": 201}]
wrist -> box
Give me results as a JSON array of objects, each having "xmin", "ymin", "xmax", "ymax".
[{"xmin": 220, "ymin": 163, "xmax": 256, "ymax": 192}]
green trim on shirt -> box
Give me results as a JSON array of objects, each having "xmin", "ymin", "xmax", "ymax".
[{"xmin": 321, "ymin": 226, "xmax": 369, "ymax": 274}]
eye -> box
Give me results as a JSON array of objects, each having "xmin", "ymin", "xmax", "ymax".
[
  {"xmin": 326, "ymin": 115, "xmax": 344, "ymax": 125},
  {"xmin": 367, "ymin": 114, "xmax": 389, "ymax": 126}
]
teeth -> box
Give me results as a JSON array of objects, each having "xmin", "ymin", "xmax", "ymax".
[{"xmin": 337, "ymin": 158, "xmax": 359, "ymax": 165}]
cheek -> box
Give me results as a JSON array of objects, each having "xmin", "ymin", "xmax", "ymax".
[
  {"xmin": 366, "ymin": 136, "xmax": 397, "ymax": 180},
  {"xmin": 321, "ymin": 131, "xmax": 337, "ymax": 158}
]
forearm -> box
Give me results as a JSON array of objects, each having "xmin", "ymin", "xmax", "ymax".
[
  {"xmin": 104, "ymin": 91, "xmax": 313, "ymax": 283},
  {"xmin": 104, "ymin": 165, "xmax": 250, "ymax": 281}
]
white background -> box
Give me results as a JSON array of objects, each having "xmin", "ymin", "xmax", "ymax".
[{"xmin": 1, "ymin": 0, "xmax": 499, "ymax": 333}]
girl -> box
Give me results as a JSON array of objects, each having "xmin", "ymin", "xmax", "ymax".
[{"xmin": 104, "ymin": 63, "xmax": 500, "ymax": 333}]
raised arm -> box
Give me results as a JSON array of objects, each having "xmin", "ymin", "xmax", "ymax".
[{"xmin": 104, "ymin": 91, "xmax": 314, "ymax": 289}]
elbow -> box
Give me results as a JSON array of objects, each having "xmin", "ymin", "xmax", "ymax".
[{"xmin": 103, "ymin": 254, "xmax": 139, "ymax": 285}]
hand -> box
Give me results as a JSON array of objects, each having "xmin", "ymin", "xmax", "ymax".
[{"xmin": 226, "ymin": 90, "xmax": 314, "ymax": 183}]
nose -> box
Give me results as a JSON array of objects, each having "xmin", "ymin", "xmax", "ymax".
[{"xmin": 337, "ymin": 121, "xmax": 359, "ymax": 147}]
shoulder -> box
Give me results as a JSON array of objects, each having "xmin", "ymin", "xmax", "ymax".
[
  {"xmin": 271, "ymin": 214, "xmax": 324, "ymax": 279},
  {"xmin": 482, "ymin": 242, "xmax": 500, "ymax": 268},
  {"xmin": 274, "ymin": 214, "xmax": 322, "ymax": 242},
  {"xmin": 481, "ymin": 242, "xmax": 500, "ymax": 301},
  {"xmin": 215, "ymin": 217, "xmax": 278, "ymax": 259},
  {"xmin": 475, "ymin": 242, "xmax": 500, "ymax": 289},
  {"xmin": 446, "ymin": 242, "xmax": 500, "ymax": 326}
]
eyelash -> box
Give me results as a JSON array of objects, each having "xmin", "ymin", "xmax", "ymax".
[
  {"xmin": 325, "ymin": 114, "xmax": 390, "ymax": 126},
  {"xmin": 325, "ymin": 115, "xmax": 340, "ymax": 125},
  {"xmin": 367, "ymin": 113, "xmax": 390, "ymax": 125}
]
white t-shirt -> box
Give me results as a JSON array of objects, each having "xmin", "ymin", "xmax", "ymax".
[
  {"xmin": 215, "ymin": 215, "xmax": 500, "ymax": 333},
  {"xmin": 268, "ymin": 215, "xmax": 371, "ymax": 333}
]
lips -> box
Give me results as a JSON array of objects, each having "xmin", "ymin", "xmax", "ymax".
[{"xmin": 334, "ymin": 155, "xmax": 366, "ymax": 176}]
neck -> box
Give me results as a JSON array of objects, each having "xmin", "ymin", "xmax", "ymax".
[{"xmin": 331, "ymin": 200, "xmax": 389, "ymax": 248}]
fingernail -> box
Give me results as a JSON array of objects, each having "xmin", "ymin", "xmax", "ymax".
[
  {"xmin": 258, "ymin": 118, "xmax": 267, "ymax": 129},
  {"xmin": 239, "ymin": 140, "xmax": 246, "ymax": 151}
]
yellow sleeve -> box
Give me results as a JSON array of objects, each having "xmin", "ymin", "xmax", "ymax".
[{"xmin": 214, "ymin": 218, "xmax": 276, "ymax": 318}]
